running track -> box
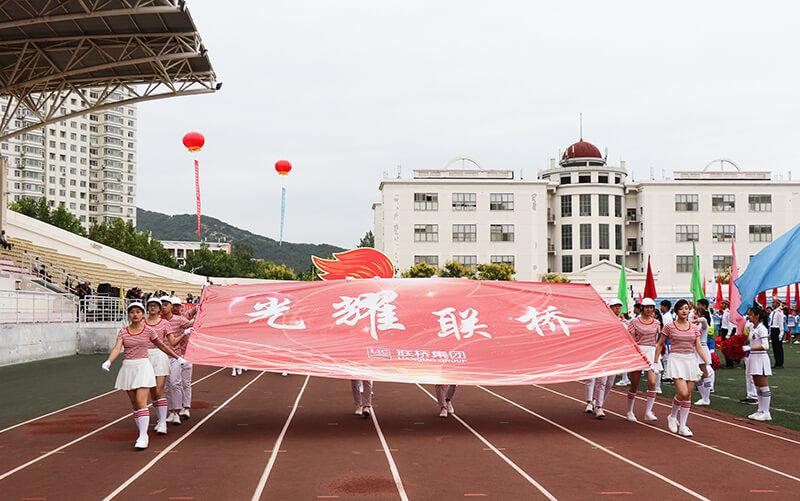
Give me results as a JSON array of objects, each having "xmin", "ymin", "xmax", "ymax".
[{"xmin": 1, "ymin": 366, "xmax": 798, "ymax": 500}]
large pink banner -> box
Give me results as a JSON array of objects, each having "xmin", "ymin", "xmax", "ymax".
[{"xmin": 185, "ymin": 279, "xmax": 649, "ymax": 385}]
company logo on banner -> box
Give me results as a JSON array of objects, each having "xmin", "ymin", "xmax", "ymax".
[{"xmin": 186, "ymin": 279, "xmax": 649, "ymax": 385}]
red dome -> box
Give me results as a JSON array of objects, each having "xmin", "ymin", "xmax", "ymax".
[{"xmin": 562, "ymin": 140, "xmax": 602, "ymax": 160}]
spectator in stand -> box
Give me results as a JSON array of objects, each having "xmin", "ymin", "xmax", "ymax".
[
  {"xmin": 32, "ymin": 257, "xmax": 41, "ymax": 277},
  {"xmin": 0, "ymin": 230, "xmax": 11, "ymax": 250}
]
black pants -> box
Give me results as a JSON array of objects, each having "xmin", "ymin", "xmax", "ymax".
[
  {"xmin": 770, "ymin": 327, "xmax": 784, "ymax": 367},
  {"xmin": 719, "ymin": 327, "xmax": 728, "ymax": 341}
]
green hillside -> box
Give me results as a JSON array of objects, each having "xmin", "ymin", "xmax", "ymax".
[{"xmin": 136, "ymin": 208, "xmax": 346, "ymax": 274}]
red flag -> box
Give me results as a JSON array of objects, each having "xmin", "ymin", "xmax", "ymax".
[
  {"xmin": 787, "ymin": 286, "xmax": 791, "ymax": 308},
  {"xmin": 714, "ymin": 275, "xmax": 723, "ymax": 310},
  {"xmin": 638, "ymin": 292, "xmax": 643, "ymax": 304},
  {"xmin": 703, "ymin": 275, "xmax": 707, "ymax": 296},
  {"xmin": 643, "ymin": 256, "xmax": 657, "ymax": 299},
  {"xmin": 795, "ymin": 283, "xmax": 799, "ymax": 310},
  {"xmin": 757, "ymin": 291, "xmax": 767, "ymax": 308},
  {"xmin": 772, "ymin": 288, "xmax": 778, "ymax": 299},
  {"xmin": 186, "ymin": 280, "xmax": 649, "ymax": 385}
]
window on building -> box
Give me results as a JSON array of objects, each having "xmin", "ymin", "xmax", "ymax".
[
  {"xmin": 560, "ymin": 175, "xmax": 571, "ymax": 185},
  {"xmin": 578, "ymin": 173, "xmax": 591, "ymax": 183},
  {"xmin": 675, "ymin": 224, "xmax": 699, "ymax": 242},
  {"xmin": 452, "ymin": 193, "xmax": 476, "ymax": 211},
  {"xmin": 599, "ymin": 224, "xmax": 609, "ymax": 249},
  {"xmin": 614, "ymin": 195, "xmax": 622, "ymax": 217},
  {"xmin": 580, "ymin": 223, "xmax": 592, "ymax": 249},
  {"xmin": 615, "ymin": 255, "xmax": 624, "ymax": 265},
  {"xmin": 749, "ymin": 225, "xmax": 772, "ymax": 242},
  {"xmin": 676, "ymin": 255, "xmax": 694, "ymax": 273},
  {"xmin": 615, "ymin": 224, "xmax": 622, "ymax": 250},
  {"xmin": 562, "ymin": 255, "xmax": 573, "ymax": 273},
  {"xmin": 414, "ymin": 193, "xmax": 438, "ymax": 211},
  {"xmin": 561, "ymin": 225, "xmax": 572, "ymax": 250},
  {"xmin": 712, "ymin": 194, "xmax": 735, "ymax": 212},
  {"xmin": 598, "ymin": 174, "xmax": 609, "ymax": 184},
  {"xmin": 490, "ymin": 224, "xmax": 515, "ymax": 242},
  {"xmin": 452, "ymin": 224, "xmax": 477, "ymax": 242},
  {"xmin": 713, "ymin": 255, "xmax": 734, "ymax": 273},
  {"xmin": 579, "ymin": 194, "xmax": 591, "ymax": 216},
  {"xmin": 453, "ymin": 255, "xmax": 477, "ymax": 268},
  {"xmin": 490, "ymin": 193, "xmax": 514, "ymax": 210},
  {"xmin": 712, "ymin": 224, "xmax": 735, "ymax": 242},
  {"xmin": 615, "ymin": 175, "xmax": 622, "ymax": 184},
  {"xmin": 561, "ymin": 195, "xmax": 572, "ymax": 217},
  {"xmin": 599, "ymin": 254, "xmax": 610, "ymax": 262},
  {"xmin": 748, "ymin": 194, "xmax": 772, "ymax": 212},
  {"xmin": 414, "ymin": 224, "xmax": 438, "ymax": 242},
  {"xmin": 580, "ymin": 254, "xmax": 592, "ymax": 268},
  {"xmin": 490, "ymin": 255, "xmax": 515, "ymax": 267},
  {"xmin": 414, "ymin": 255, "xmax": 439, "ymax": 266},
  {"xmin": 598, "ymin": 194, "xmax": 609, "ymax": 216},
  {"xmin": 675, "ymin": 194, "xmax": 699, "ymax": 211}
]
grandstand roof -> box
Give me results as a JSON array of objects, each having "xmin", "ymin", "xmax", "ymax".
[{"xmin": 0, "ymin": 0, "xmax": 218, "ymax": 140}]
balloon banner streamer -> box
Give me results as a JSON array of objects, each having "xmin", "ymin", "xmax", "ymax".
[
  {"xmin": 186, "ymin": 279, "xmax": 649, "ymax": 385},
  {"xmin": 182, "ymin": 132, "xmax": 205, "ymax": 237},
  {"xmin": 279, "ymin": 186, "xmax": 286, "ymax": 246},
  {"xmin": 194, "ymin": 160, "xmax": 201, "ymax": 237}
]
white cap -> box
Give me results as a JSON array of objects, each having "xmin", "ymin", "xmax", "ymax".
[
  {"xmin": 127, "ymin": 301, "xmax": 145, "ymax": 312},
  {"xmin": 641, "ymin": 297, "xmax": 656, "ymax": 307},
  {"xmin": 146, "ymin": 296, "xmax": 162, "ymax": 306},
  {"xmin": 170, "ymin": 296, "xmax": 183, "ymax": 305},
  {"xmin": 607, "ymin": 298, "xmax": 623, "ymax": 307},
  {"xmin": 159, "ymin": 295, "xmax": 172, "ymax": 303}
]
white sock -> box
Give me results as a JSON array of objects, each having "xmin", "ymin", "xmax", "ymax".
[
  {"xmin": 670, "ymin": 397, "xmax": 680, "ymax": 418},
  {"xmin": 655, "ymin": 372, "xmax": 662, "ymax": 391},
  {"xmin": 626, "ymin": 391, "xmax": 636, "ymax": 413},
  {"xmin": 154, "ymin": 398, "xmax": 168, "ymax": 425},
  {"xmin": 133, "ymin": 408, "xmax": 150, "ymax": 439},
  {"xmin": 699, "ymin": 378, "xmax": 711, "ymax": 402},
  {"xmin": 678, "ymin": 400, "xmax": 691, "ymax": 427},
  {"xmin": 757, "ymin": 386, "xmax": 771, "ymax": 414},
  {"xmin": 708, "ymin": 368, "xmax": 715, "ymax": 391},
  {"xmin": 645, "ymin": 390, "xmax": 657, "ymax": 414}
]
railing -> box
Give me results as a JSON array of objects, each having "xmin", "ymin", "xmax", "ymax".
[
  {"xmin": 20, "ymin": 252, "xmax": 90, "ymax": 294},
  {"xmin": 0, "ymin": 290, "xmax": 77, "ymax": 323},
  {"xmin": 78, "ymin": 295, "xmax": 131, "ymax": 323}
]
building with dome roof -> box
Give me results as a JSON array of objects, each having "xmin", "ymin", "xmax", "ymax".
[{"xmin": 372, "ymin": 140, "xmax": 800, "ymax": 300}]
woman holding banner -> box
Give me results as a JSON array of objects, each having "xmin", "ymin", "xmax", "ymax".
[{"xmin": 625, "ymin": 297, "xmax": 661, "ymax": 422}]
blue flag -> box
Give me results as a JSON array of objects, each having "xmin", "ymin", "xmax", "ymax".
[{"xmin": 734, "ymin": 223, "xmax": 800, "ymax": 315}]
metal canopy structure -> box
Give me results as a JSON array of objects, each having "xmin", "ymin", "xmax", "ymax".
[{"xmin": 0, "ymin": 0, "xmax": 218, "ymax": 141}]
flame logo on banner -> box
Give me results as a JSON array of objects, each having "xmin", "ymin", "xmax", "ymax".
[{"xmin": 312, "ymin": 248, "xmax": 395, "ymax": 280}]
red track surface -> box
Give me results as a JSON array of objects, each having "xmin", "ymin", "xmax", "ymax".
[{"xmin": 2, "ymin": 366, "xmax": 798, "ymax": 500}]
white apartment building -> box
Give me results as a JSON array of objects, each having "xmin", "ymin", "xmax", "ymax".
[
  {"xmin": 373, "ymin": 140, "xmax": 800, "ymax": 297},
  {"xmin": 161, "ymin": 240, "xmax": 232, "ymax": 267},
  {"xmin": 0, "ymin": 88, "xmax": 137, "ymax": 229}
]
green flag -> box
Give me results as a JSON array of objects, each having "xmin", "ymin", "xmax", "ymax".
[
  {"xmin": 690, "ymin": 242, "xmax": 704, "ymax": 302},
  {"xmin": 617, "ymin": 257, "xmax": 628, "ymax": 316}
]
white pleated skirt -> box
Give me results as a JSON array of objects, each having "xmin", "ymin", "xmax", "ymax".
[
  {"xmin": 665, "ymin": 353, "xmax": 702, "ymax": 381},
  {"xmin": 639, "ymin": 345, "xmax": 662, "ymax": 373},
  {"xmin": 745, "ymin": 352, "xmax": 772, "ymax": 376},
  {"xmin": 696, "ymin": 345, "xmax": 711, "ymax": 364},
  {"xmin": 148, "ymin": 348, "xmax": 171, "ymax": 377},
  {"xmin": 115, "ymin": 358, "xmax": 156, "ymax": 390}
]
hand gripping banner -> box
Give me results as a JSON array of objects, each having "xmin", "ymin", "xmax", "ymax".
[{"xmin": 185, "ymin": 279, "xmax": 649, "ymax": 385}]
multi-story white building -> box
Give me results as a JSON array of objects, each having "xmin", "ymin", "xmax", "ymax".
[
  {"xmin": 0, "ymin": 88, "xmax": 137, "ymax": 229},
  {"xmin": 161, "ymin": 240, "xmax": 232, "ymax": 267},
  {"xmin": 373, "ymin": 140, "xmax": 800, "ymax": 297}
]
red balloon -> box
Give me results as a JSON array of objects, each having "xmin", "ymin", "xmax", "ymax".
[
  {"xmin": 183, "ymin": 132, "xmax": 205, "ymax": 152},
  {"xmin": 275, "ymin": 160, "xmax": 292, "ymax": 176}
]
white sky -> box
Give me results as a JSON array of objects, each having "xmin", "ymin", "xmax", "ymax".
[{"xmin": 137, "ymin": 1, "xmax": 800, "ymax": 249}]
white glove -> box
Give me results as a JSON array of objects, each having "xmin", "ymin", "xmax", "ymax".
[
  {"xmin": 177, "ymin": 357, "xmax": 188, "ymax": 366},
  {"xmin": 650, "ymin": 363, "xmax": 661, "ymax": 373},
  {"xmin": 742, "ymin": 346, "xmax": 751, "ymax": 352},
  {"xmin": 184, "ymin": 328, "xmax": 192, "ymax": 335},
  {"xmin": 101, "ymin": 360, "xmax": 111, "ymax": 372}
]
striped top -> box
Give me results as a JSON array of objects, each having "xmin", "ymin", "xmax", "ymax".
[
  {"xmin": 145, "ymin": 318, "xmax": 170, "ymax": 348},
  {"xmin": 117, "ymin": 326, "xmax": 158, "ymax": 360},
  {"xmin": 165, "ymin": 314, "xmax": 192, "ymax": 357},
  {"xmin": 661, "ymin": 322, "xmax": 700, "ymax": 354},
  {"xmin": 628, "ymin": 317, "xmax": 660, "ymax": 346}
]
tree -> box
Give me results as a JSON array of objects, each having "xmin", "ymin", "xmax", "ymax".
[
  {"xmin": 261, "ymin": 262, "xmax": 297, "ymax": 280},
  {"xmin": 475, "ymin": 263, "xmax": 515, "ymax": 281},
  {"xmin": 89, "ymin": 219, "xmax": 177, "ymax": 268},
  {"xmin": 401, "ymin": 262, "xmax": 437, "ymax": 278},
  {"xmin": 50, "ymin": 205, "xmax": 86, "ymax": 236},
  {"xmin": 439, "ymin": 260, "xmax": 474, "ymax": 278},
  {"xmin": 9, "ymin": 197, "xmax": 86, "ymax": 236},
  {"xmin": 541, "ymin": 273, "xmax": 570, "ymax": 283},
  {"xmin": 358, "ymin": 230, "xmax": 375, "ymax": 248}
]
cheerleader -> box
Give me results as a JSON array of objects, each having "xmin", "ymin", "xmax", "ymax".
[
  {"xmin": 625, "ymin": 297, "xmax": 661, "ymax": 422},
  {"xmin": 435, "ymin": 385, "xmax": 457, "ymax": 417},
  {"xmin": 351, "ymin": 380, "xmax": 373, "ymax": 417},
  {"xmin": 101, "ymin": 302, "xmax": 184, "ymax": 449},
  {"xmin": 592, "ymin": 298, "xmax": 626, "ymax": 419},
  {"xmin": 654, "ymin": 299, "xmax": 710, "ymax": 437},
  {"xmin": 144, "ymin": 297, "xmax": 178, "ymax": 434},
  {"xmin": 691, "ymin": 299, "xmax": 713, "ymax": 406},
  {"xmin": 161, "ymin": 296, "xmax": 194, "ymax": 424},
  {"xmin": 744, "ymin": 307, "xmax": 772, "ymax": 421}
]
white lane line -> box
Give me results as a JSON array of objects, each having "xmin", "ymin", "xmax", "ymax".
[
  {"xmin": 0, "ymin": 388, "xmax": 119, "ymax": 434},
  {"xmin": 536, "ymin": 384, "xmax": 800, "ymax": 484},
  {"xmin": 369, "ymin": 407, "xmax": 409, "ymax": 501},
  {"xmin": 104, "ymin": 371, "xmax": 266, "ymax": 501},
  {"xmin": 0, "ymin": 367, "xmax": 225, "ymax": 482},
  {"xmin": 596, "ymin": 384, "xmax": 800, "ymax": 446},
  {"xmin": 480, "ymin": 386, "xmax": 709, "ymax": 500},
  {"xmin": 250, "ymin": 375, "xmax": 310, "ymax": 501},
  {"xmin": 415, "ymin": 384, "xmax": 557, "ymax": 501}
]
